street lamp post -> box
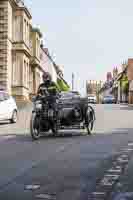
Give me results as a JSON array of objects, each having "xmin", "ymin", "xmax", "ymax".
[{"xmin": 72, "ymin": 73, "xmax": 74, "ymax": 91}]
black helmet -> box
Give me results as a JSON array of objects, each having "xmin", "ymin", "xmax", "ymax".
[{"xmin": 42, "ymin": 72, "xmax": 52, "ymax": 82}]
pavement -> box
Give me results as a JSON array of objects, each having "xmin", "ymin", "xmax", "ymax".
[{"xmin": 0, "ymin": 104, "xmax": 133, "ymax": 199}]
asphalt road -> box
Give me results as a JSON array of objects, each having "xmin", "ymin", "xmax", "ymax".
[{"xmin": 0, "ymin": 104, "xmax": 133, "ymax": 199}]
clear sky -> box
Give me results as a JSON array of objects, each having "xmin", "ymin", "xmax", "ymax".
[{"xmin": 25, "ymin": 0, "xmax": 133, "ymax": 94}]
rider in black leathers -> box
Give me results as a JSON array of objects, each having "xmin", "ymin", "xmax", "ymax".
[
  {"xmin": 37, "ymin": 72, "xmax": 60, "ymax": 95},
  {"xmin": 36, "ymin": 72, "xmax": 60, "ymax": 112}
]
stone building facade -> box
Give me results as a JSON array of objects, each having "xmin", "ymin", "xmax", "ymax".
[
  {"xmin": 0, "ymin": 0, "xmax": 47, "ymax": 101},
  {"xmin": 0, "ymin": 0, "xmax": 67, "ymax": 102},
  {"xmin": 0, "ymin": 0, "xmax": 32, "ymax": 101}
]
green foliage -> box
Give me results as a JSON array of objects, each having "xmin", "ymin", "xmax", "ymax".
[
  {"xmin": 57, "ymin": 78, "xmax": 70, "ymax": 91},
  {"xmin": 120, "ymin": 75, "xmax": 129, "ymax": 92}
]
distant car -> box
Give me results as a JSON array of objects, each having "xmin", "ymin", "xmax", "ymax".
[
  {"xmin": 0, "ymin": 91, "xmax": 18, "ymax": 123},
  {"xmin": 102, "ymin": 95, "xmax": 116, "ymax": 104},
  {"xmin": 88, "ymin": 95, "xmax": 97, "ymax": 104}
]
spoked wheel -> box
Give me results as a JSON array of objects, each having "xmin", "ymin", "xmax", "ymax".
[
  {"xmin": 85, "ymin": 107, "xmax": 95, "ymax": 135},
  {"xmin": 86, "ymin": 120, "xmax": 94, "ymax": 135},
  {"xmin": 10, "ymin": 110, "xmax": 18, "ymax": 123},
  {"xmin": 30, "ymin": 113, "xmax": 41, "ymax": 140},
  {"xmin": 51, "ymin": 123, "xmax": 58, "ymax": 136}
]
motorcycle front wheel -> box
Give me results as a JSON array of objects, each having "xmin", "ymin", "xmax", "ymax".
[
  {"xmin": 85, "ymin": 108, "xmax": 94, "ymax": 135},
  {"xmin": 51, "ymin": 121, "xmax": 58, "ymax": 136},
  {"xmin": 30, "ymin": 113, "xmax": 41, "ymax": 140},
  {"xmin": 86, "ymin": 120, "xmax": 94, "ymax": 135},
  {"xmin": 51, "ymin": 125, "xmax": 58, "ymax": 136}
]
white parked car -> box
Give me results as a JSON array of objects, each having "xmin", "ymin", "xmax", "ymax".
[
  {"xmin": 0, "ymin": 91, "xmax": 18, "ymax": 123},
  {"xmin": 88, "ymin": 95, "xmax": 97, "ymax": 104}
]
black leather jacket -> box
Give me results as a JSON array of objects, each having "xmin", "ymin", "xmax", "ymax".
[{"xmin": 37, "ymin": 81, "xmax": 60, "ymax": 97}]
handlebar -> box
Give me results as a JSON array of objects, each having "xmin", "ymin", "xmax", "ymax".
[{"xmin": 35, "ymin": 93, "xmax": 60, "ymax": 102}]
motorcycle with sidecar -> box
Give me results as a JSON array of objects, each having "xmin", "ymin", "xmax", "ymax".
[{"xmin": 30, "ymin": 90, "xmax": 95, "ymax": 140}]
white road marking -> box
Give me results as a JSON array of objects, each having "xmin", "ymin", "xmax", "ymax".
[
  {"xmin": 117, "ymin": 158, "xmax": 128, "ymax": 163},
  {"xmin": 127, "ymin": 148, "xmax": 133, "ymax": 151},
  {"xmin": 92, "ymin": 192, "xmax": 105, "ymax": 195},
  {"xmin": 104, "ymin": 174, "xmax": 120, "ymax": 179},
  {"xmin": 128, "ymin": 143, "xmax": 133, "ymax": 146},
  {"xmin": 36, "ymin": 194, "xmax": 56, "ymax": 199},
  {"xmin": 107, "ymin": 169, "xmax": 121, "ymax": 173},
  {"xmin": 25, "ymin": 185, "xmax": 40, "ymax": 190}
]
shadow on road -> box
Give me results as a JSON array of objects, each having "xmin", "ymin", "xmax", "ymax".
[
  {"xmin": 0, "ymin": 131, "xmax": 89, "ymax": 143},
  {"xmin": 41, "ymin": 131, "xmax": 88, "ymax": 139},
  {"xmin": 0, "ymin": 127, "xmax": 132, "ymax": 143},
  {"xmin": 0, "ymin": 127, "xmax": 131, "ymax": 144}
]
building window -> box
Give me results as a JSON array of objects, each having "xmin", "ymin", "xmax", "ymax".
[
  {"xmin": 29, "ymin": 39, "xmax": 33, "ymax": 55},
  {"xmin": 29, "ymin": 67, "xmax": 33, "ymax": 93},
  {"xmin": 36, "ymin": 38, "xmax": 40, "ymax": 58},
  {"xmin": 36, "ymin": 72, "xmax": 40, "ymax": 90},
  {"xmin": 24, "ymin": 19, "xmax": 26, "ymax": 43},
  {"xmin": 27, "ymin": 22, "xmax": 29, "ymax": 47},
  {"xmin": 12, "ymin": 54, "xmax": 16, "ymax": 85},
  {"xmin": 12, "ymin": 54, "xmax": 20, "ymax": 86},
  {"xmin": 13, "ymin": 16, "xmax": 21, "ymax": 42},
  {"xmin": 16, "ymin": 55, "xmax": 20, "ymax": 84},
  {"xmin": 25, "ymin": 61, "xmax": 27, "ymax": 88},
  {"xmin": 23, "ymin": 60, "xmax": 30, "ymax": 89},
  {"xmin": 24, "ymin": 60, "xmax": 26, "ymax": 87},
  {"xmin": 13, "ymin": 16, "xmax": 16, "ymax": 41},
  {"xmin": 38, "ymin": 39, "xmax": 40, "ymax": 58},
  {"xmin": 13, "ymin": 16, "xmax": 22, "ymax": 42},
  {"xmin": 20, "ymin": 16, "xmax": 23, "ymax": 41},
  {"xmin": 26, "ymin": 63, "xmax": 29, "ymax": 88}
]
